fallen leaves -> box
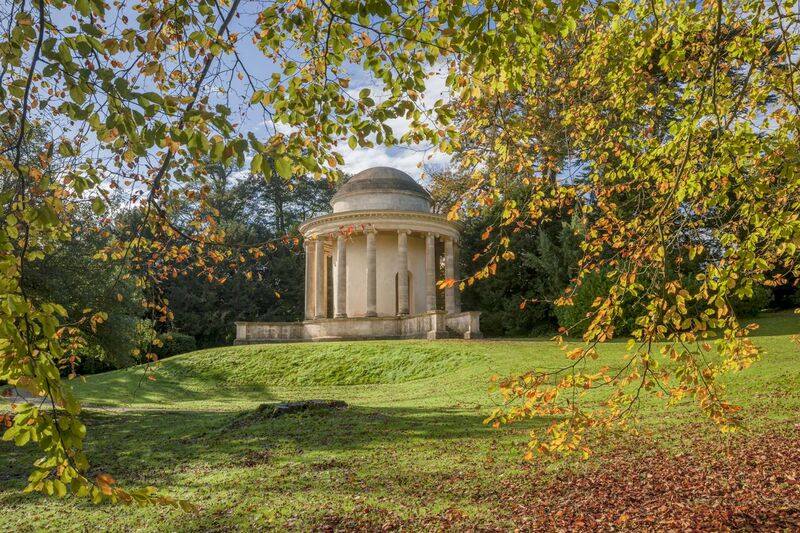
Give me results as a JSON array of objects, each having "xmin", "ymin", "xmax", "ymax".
[
  {"xmin": 508, "ymin": 428, "xmax": 800, "ymax": 531},
  {"xmin": 312, "ymin": 427, "xmax": 800, "ymax": 531}
]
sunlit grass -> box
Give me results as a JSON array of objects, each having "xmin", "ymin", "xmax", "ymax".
[{"xmin": 1, "ymin": 311, "xmax": 797, "ymax": 530}]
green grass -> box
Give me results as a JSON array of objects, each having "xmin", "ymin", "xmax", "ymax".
[
  {"xmin": 1, "ymin": 311, "xmax": 798, "ymax": 531},
  {"xmin": 74, "ymin": 341, "xmax": 488, "ymax": 404}
]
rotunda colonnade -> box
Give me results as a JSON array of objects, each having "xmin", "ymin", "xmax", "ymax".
[
  {"xmin": 300, "ymin": 215, "xmax": 462, "ymax": 320},
  {"xmin": 235, "ymin": 167, "xmax": 480, "ymax": 343}
]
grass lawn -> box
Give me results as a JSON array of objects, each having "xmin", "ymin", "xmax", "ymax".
[{"xmin": 1, "ymin": 311, "xmax": 799, "ymax": 531}]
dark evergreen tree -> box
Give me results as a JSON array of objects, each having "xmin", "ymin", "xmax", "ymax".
[
  {"xmin": 460, "ymin": 213, "xmax": 584, "ymax": 337},
  {"xmin": 154, "ymin": 168, "xmax": 335, "ymax": 347}
]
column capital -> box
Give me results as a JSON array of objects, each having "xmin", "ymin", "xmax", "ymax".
[{"xmin": 397, "ymin": 229, "xmax": 411, "ymax": 235}]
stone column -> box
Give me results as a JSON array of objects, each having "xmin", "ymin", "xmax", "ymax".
[
  {"xmin": 444, "ymin": 236, "xmax": 456, "ymax": 314},
  {"xmin": 304, "ymin": 240, "xmax": 313, "ymax": 319},
  {"xmin": 314, "ymin": 236, "xmax": 325, "ymax": 319},
  {"xmin": 454, "ymin": 240, "xmax": 462, "ymax": 313},
  {"xmin": 365, "ymin": 228, "xmax": 377, "ymax": 317},
  {"xmin": 397, "ymin": 230, "xmax": 409, "ymax": 315},
  {"xmin": 425, "ymin": 233, "xmax": 436, "ymax": 312},
  {"xmin": 335, "ymin": 234, "xmax": 347, "ymax": 318}
]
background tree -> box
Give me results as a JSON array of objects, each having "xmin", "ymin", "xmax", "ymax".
[
  {"xmin": 23, "ymin": 204, "xmax": 148, "ymax": 373},
  {"xmin": 1, "ymin": 128, "xmax": 146, "ymax": 374},
  {"xmin": 460, "ymin": 215, "xmax": 585, "ymax": 337},
  {"xmin": 455, "ymin": 1, "xmax": 800, "ymax": 457},
  {"xmin": 434, "ymin": 163, "xmax": 586, "ymax": 337},
  {"xmin": 153, "ymin": 168, "xmax": 335, "ymax": 347}
]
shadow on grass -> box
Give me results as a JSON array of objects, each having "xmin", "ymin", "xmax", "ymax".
[
  {"xmin": 0, "ymin": 403, "xmax": 549, "ymax": 503},
  {"xmin": 70, "ymin": 365, "xmax": 278, "ymax": 405}
]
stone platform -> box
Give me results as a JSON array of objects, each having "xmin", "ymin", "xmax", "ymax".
[{"xmin": 234, "ymin": 311, "xmax": 481, "ymax": 344}]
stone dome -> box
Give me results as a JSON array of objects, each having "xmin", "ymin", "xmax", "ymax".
[{"xmin": 331, "ymin": 167, "xmax": 432, "ymax": 213}]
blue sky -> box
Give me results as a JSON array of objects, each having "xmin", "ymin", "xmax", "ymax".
[
  {"xmin": 41, "ymin": 1, "xmax": 452, "ymax": 189},
  {"xmin": 217, "ymin": 5, "xmax": 453, "ymax": 182}
]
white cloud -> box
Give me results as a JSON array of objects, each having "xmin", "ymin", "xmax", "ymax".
[
  {"xmin": 341, "ymin": 144, "xmax": 450, "ymax": 180},
  {"xmin": 273, "ymin": 121, "xmax": 297, "ymax": 136},
  {"xmin": 253, "ymin": 66, "xmax": 453, "ymax": 182},
  {"xmin": 339, "ymin": 66, "xmax": 452, "ymax": 180}
]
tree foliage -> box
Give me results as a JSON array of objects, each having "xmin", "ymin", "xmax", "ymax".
[
  {"xmin": 457, "ymin": 208, "xmax": 585, "ymax": 337},
  {"xmin": 151, "ymin": 169, "xmax": 334, "ymax": 347},
  {"xmin": 0, "ymin": 0, "xmax": 798, "ymax": 506},
  {"xmin": 455, "ymin": 1, "xmax": 800, "ymax": 457}
]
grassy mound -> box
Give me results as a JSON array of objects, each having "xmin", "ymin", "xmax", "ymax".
[
  {"xmin": 70, "ymin": 312, "xmax": 800, "ymax": 408},
  {"xmin": 73, "ymin": 340, "xmax": 487, "ymax": 404},
  {"xmin": 164, "ymin": 341, "xmax": 485, "ymax": 386}
]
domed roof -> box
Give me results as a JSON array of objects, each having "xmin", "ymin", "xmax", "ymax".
[
  {"xmin": 333, "ymin": 167, "xmax": 431, "ymax": 200},
  {"xmin": 330, "ymin": 167, "xmax": 432, "ymax": 214}
]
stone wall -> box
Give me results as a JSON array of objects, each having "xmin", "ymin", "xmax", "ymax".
[
  {"xmin": 445, "ymin": 311, "xmax": 483, "ymax": 339},
  {"xmin": 235, "ymin": 321, "xmax": 306, "ymax": 342},
  {"xmin": 234, "ymin": 310, "xmax": 474, "ymax": 344}
]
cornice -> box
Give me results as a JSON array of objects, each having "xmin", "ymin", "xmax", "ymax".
[{"xmin": 298, "ymin": 209, "xmax": 462, "ymax": 236}]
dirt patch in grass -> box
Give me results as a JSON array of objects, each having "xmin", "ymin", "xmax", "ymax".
[
  {"xmin": 229, "ymin": 400, "xmax": 349, "ymax": 430},
  {"xmin": 239, "ymin": 449, "xmax": 271, "ymax": 467}
]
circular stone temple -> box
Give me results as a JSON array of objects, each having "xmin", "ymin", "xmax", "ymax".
[{"xmin": 235, "ymin": 167, "xmax": 482, "ymax": 343}]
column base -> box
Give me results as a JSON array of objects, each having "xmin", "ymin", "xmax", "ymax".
[
  {"xmin": 365, "ymin": 311, "xmax": 377, "ymax": 317},
  {"xmin": 334, "ymin": 313, "xmax": 347, "ymax": 319},
  {"xmin": 314, "ymin": 315, "xmax": 326, "ymax": 320}
]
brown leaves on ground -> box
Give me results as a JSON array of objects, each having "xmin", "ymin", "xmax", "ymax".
[
  {"xmin": 316, "ymin": 428, "xmax": 800, "ymax": 532},
  {"xmin": 512, "ymin": 429, "xmax": 800, "ymax": 531}
]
